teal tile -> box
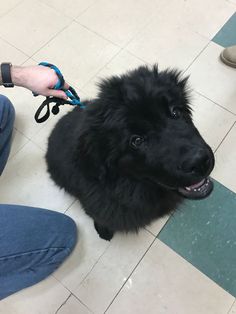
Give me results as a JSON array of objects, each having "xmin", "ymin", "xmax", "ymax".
[
  {"xmin": 212, "ymin": 13, "xmax": 236, "ymax": 47},
  {"xmin": 158, "ymin": 179, "xmax": 236, "ymax": 297}
]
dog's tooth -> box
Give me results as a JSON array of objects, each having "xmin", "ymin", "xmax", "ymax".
[{"xmin": 194, "ymin": 189, "xmax": 197, "ymax": 192}]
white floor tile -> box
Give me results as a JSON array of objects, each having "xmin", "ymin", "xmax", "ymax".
[
  {"xmin": 0, "ymin": 276, "xmax": 70, "ymax": 314},
  {"xmin": 40, "ymin": 0, "xmax": 96, "ymax": 19},
  {"xmin": 77, "ymin": 0, "xmax": 168, "ymax": 47},
  {"xmin": 4, "ymin": 87, "xmax": 50, "ymax": 139},
  {"xmin": 0, "ymin": 0, "xmax": 22, "ymax": 17},
  {"xmin": 0, "ymin": 37, "xmax": 28, "ymax": 64},
  {"xmin": 186, "ymin": 42, "xmax": 236, "ymax": 115},
  {"xmin": 0, "ymin": 141, "xmax": 74, "ymax": 212},
  {"xmin": 31, "ymin": 107, "xmax": 72, "ymax": 152},
  {"xmin": 0, "ymin": 0, "xmax": 71, "ymax": 55},
  {"xmin": 191, "ymin": 91, "xmax": 236, "ymax": 151},
  {"xmin": 107, "ymin": 240, "xmax": 234, "ymax": 314},
  {"xmin": 33, "ymin": 22, "xmax": 120, "ymax": 89},
  {"xmin": 126, "ymin": 16, "xmax": 208, "ymax": 70},
  {"xmin": 229, "ymin": 301, "xmax": 236, "ymax": 314},
  {"xmin": 212, "ymin": 124, "xmax": 236, "ymax": 193},
  {"xmin": 145, "ymin": 215, "xmax": 170, "ymax": 236},
  {"xmin": 54, "ymin": 202, "xmax": 110, "ymax": 292},
  {"xmin": 57, "ymin": 295, "xmax": 92, "ymax": 314},
  {"xmin": 74, "ymin": 230, "xmax": 154, "ymax": 314},
  {"xmin": 156, "ymin": 0, "xmax": 235, "ymax": 39},
  {"xmin": 228, "ymin": 0, "xmax": 236, "ymax": 4},
  {"xmin": 83, "ymin": 50, "xmax": 148, "ymax": 98},
  {"xmin": 9, "ymin": 128, "xmax": 29, "ymax": 159}
]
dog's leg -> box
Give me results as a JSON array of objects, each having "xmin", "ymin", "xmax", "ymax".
[{"xmin": 94, "ymin": 221, "xmax": 114, "ymax": 241}]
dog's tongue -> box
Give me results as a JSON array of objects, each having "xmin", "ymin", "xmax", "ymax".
[{"xmin": 178, "ymin": 177, "xmax": 213, "ymax": 200}]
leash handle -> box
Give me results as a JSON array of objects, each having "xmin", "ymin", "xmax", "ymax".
[
  {"xmin": 34, "ymin": 62, "xmax": 84, "ymax": 123},
  {"xmin": 39, "ymin": 62, "xmax": 65, "ymax": 90}
]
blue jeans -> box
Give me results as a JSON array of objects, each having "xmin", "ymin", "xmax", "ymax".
[{"xmin": 0, "ymin": 95, "xmax": 77, "ymax": 299}]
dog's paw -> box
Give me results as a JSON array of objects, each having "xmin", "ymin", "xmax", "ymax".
[{"xmin": 94, "ymin": 222, "xmax": 114, "ymax": 241}]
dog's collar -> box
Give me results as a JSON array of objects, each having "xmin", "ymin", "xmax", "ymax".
[{"xmin": 33, "ymin": 62, "xmax": 85, "ymax": 123}]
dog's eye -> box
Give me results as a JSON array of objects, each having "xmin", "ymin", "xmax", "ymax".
[
  {"xmin": 130, "ymin": 135, "xmax": 144, "ymax": 149},
  {"xmin": 170, "ymin": 107, "xmax": 182, "ymax": 119}
]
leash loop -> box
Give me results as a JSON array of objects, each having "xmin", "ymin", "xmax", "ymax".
[{"xmin": 33, "ymin": 62, "xmax": 84, "ymax": 123}]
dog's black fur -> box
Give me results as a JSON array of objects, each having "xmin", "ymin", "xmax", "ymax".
[{"xmin": 46, "ymin": 65, "xmax": 214, "ymax": 240}]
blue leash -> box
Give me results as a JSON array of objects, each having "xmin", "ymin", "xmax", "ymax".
[{"xmin": 34, "ymin": 62, "xmax": 85, "ymax": 123}]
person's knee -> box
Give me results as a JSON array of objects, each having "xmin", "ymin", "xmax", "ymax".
[
  {"xmin": 65, "ymin": 216, "xmax": 78, "ymax": 252},
  {"xmin": 56, "ymin": 214, "xmax": 78, "ymax": 253},
  {"xmin": 0, "ymin": 95, "xmax": 15, "ymax": 130},
  {"xmin": 0, "ymin": 95, "xmax": 15, "ymax": 112}
]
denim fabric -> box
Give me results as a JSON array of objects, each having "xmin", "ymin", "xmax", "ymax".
[
  {"xmin": 0, "ymin": 205, "xmax": 77, "ymax": 299},
  {"xmin": 0, "ymin": 95, "xmax": 15, "ymax": 175},
  {"xmin": 0, "ymin": 95, "xmax": 78, "ymax": 299}
]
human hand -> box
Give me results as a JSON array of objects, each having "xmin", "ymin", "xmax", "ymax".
[{"xmin": 11, "ymin": 65, "xmax": 70, "ymax": 99}]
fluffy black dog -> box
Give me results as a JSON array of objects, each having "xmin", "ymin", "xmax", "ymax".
[{"xmin": 46, "ymin": 65, "xmax": 215, "ymax": 241}]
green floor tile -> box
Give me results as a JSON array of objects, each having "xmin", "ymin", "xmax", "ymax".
[
  {"xmin": 158, "ymin": 179, "xmax": 236, "ymax": 297},
  {"xmin": 212, "ymin": 13, "xmax": 236, "ymax": 47}
]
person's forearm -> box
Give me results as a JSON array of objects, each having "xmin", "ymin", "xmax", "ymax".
[
  {"xmin": 11, "ymin": 66, "xmax": 25, "ymax": 86},
  {"xmin": 0, "ymin": 64, "xmax": 69, "ymax": 99},
  {"xmin": 0, "ymin": 65, "xmax": 24, "ymax": 87}
]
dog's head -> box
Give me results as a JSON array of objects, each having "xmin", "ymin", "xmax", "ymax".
[{"xmin": 78, "ymin": 65, "xmax": 215, "ymax": 199}]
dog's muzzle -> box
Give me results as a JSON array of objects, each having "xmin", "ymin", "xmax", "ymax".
[{"xmin": 178, "ymin": 177, "xmax": 214, "ymax": 199}]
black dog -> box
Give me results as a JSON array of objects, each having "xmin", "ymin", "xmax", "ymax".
[{"xmin": 46, "ymin": 65, "xmax": 215, "ymax": 241}]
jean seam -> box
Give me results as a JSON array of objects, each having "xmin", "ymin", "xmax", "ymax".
[{"xmin": 0, "ymin": 247, "xmax": 68, "ymax": 262}]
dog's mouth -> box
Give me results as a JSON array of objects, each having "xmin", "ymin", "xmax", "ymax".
[{"xmin": 178, "ymin": 177, "xmax": 213, "ymax": 199}]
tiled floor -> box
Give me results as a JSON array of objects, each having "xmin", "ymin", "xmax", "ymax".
[{"xmin": 0, "ymin": 0, "xmax": 235, "ymax": 313}]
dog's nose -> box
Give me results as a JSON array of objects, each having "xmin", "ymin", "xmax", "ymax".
[{"xmin": 180, "ymin": 149, "xmax": 211, "ymax": 176}]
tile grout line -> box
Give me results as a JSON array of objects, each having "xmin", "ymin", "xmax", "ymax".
[
  {"xmin": 144, "ymin": 227, "xmax": 156, "ymax": 237},
  {"xmin": 0, "ymin": 0, "xmax": 24, "ymax": 18},
  {"xmin": 227, "ymin": 299, "xmax": 236, "ymax": 314},
  {"xmin": 64, "ymin": 199, "xmax": 77, "ymax": 214},
  {"xmin": 74, "ymin": 0, "xmax": 102, "ymax": 20},
  {"xmin": 73, "ymin": 4, "xmax": 166, "ymax": 89},
  {"xmin": 38, "ymin": 0, "xmax": 99, "ymax": 21},
  {"xmin": 8, "ymin": 136, "xmax": 30, "ymax": 161},
  {"xmin": 122, "ymin": 16, "xmax": 212, "ymax": 71},
  {"xmin": 53, "ymin": 276, "xmax": 94, "ymax": 313},
  {"xmin": 145, "ymin": 215, "xmax": 173, "ymax": 238},
  {"xmin": 74, "ymin": 1, "xmax": 160, "ymax": 53},
  {"xmin": 8, "ymin": 126, "xmax": 32, "ymax": 161},
  {"xmin": 214, "ymin": 120, "xmax": 236, "ymax": 153},
  {"xmin": 0, "ymin": 34, "xmax": 31, "ymax": 60},
  {"xmin": 104, "ymin": 236, "xmax": 157, "ymax": 313},
  {"xmin": 124, "ymin": 49, "xmax": 152, "ymax": 66},
  {"xmin": 80, "ymin": 34, "xmax": 149, "ymax": 90},
  {"xmin": 74, "ymin": 20, "xmax": 121, "ymax": 48},
  {"xmin": 30, "ymin": 21, "xmax": 74, "ymax": 60},
  {"xmin": 194, "ymin": 90, "xmax": 236, "ymax": 116},
  {"xmin": 53, "ymin": 240, "xmax": 112, "ymax": 309},
  {"xmin": 34, "ymin": 18, "xmax": 123, "ymax": 90},
  {"xmin": 77, "ymin": 240, "xmax": 112, "ymax": 285},
  {"xmin": 54, "ymin": 292, "xmax": 72, "ymax": 314},
  {"xmin": 183, "ymin": 41, "xmax": 211, "ymax": 74},
  {"xmin": 71, "ymin": 292, "xmax": 95, "ymax": 314},
  {"xmin": 80, "ymin": 46, "xmax": 124, "ymax": 89}
]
